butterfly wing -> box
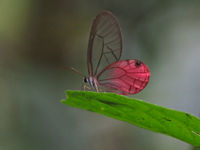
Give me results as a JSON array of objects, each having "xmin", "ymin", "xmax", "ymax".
[
  {"xmin": 87, "ymin": 11, "xmax": 122, "ymax": 77},
  {"xmin": 97, "ymin": 59, "xmax": 150, "ymax": 95}
]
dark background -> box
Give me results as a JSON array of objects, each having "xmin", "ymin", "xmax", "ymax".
[{"xmin": 1, "ymin": 0, "xmax": 200, "ymax": 150}]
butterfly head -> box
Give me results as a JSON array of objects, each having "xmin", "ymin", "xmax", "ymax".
[
  {"xmin": 84, "ymin": 77, "xmax": 89, "ymax": 83},
  {"xmin": 83, "ymin": 77, "xmax": 94, "ymax": 86},
  {"xmin": 83, "ymin": 76, "xmax": 97, "ymax": 89}
]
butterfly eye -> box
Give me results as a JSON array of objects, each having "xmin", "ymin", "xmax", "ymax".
[
  {"xmin": 84, "ymin": 77, "xmax": 88, "ymax": 83},
  {"xmin": 135, "ymin": 60, "xmax": 141, "ymax": 67}
]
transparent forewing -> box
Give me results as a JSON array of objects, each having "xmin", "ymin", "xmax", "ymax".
[
  {"xmin": 87, "ymin": 11, "xmax": 122, "ymax": 76},
  {"xmin": 97, "ymin": 60, "xmax": 151, "ymax": 95}
]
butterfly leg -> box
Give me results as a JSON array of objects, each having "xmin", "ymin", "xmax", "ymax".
[
  {"xmin": 82, "ymin": 84, "xmax": 91, "ymax": 91},
  {"xmin": 93, "ymin": 80, "xmax": 99, "ymax": 92},
  {"xmin": 94, "ymin": 84, "xmax": 99, "ymax": 92}
]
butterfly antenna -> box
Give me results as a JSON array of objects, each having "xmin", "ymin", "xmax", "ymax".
[{"xmin": 68, "ymin": 67, "xmax": 85, "ymax": 77}]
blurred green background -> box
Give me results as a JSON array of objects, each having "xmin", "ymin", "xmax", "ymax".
[{"xmin": 1, "ymin": 0, "xmax": 200, "ymax": 150}]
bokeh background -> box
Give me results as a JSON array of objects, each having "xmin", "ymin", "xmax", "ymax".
[{"xmin": 1, "ymin": 0, "xmax": 200, "ymax": 150}]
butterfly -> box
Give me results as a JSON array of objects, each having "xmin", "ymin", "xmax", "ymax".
[{"xmin": 71, "ymin": 11, "xmax": 150, "ymax": 95}]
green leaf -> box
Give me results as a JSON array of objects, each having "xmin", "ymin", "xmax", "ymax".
[{"xmin": 61, "ymin": 90, "xmax": 200, "ymax": 146}]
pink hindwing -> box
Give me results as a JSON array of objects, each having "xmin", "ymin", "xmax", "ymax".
[{"xmin": 97, "ymin": 59, "xmax": 150, "ymax": 95}]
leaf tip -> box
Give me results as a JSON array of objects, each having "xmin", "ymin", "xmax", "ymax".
[
  {"xmin": 60, "ymin": 99, "xmax": 66, "ymax": 103},
  {"xmin": 61, "ymin": 90, "xmax": 73, "ymax": 104}
]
